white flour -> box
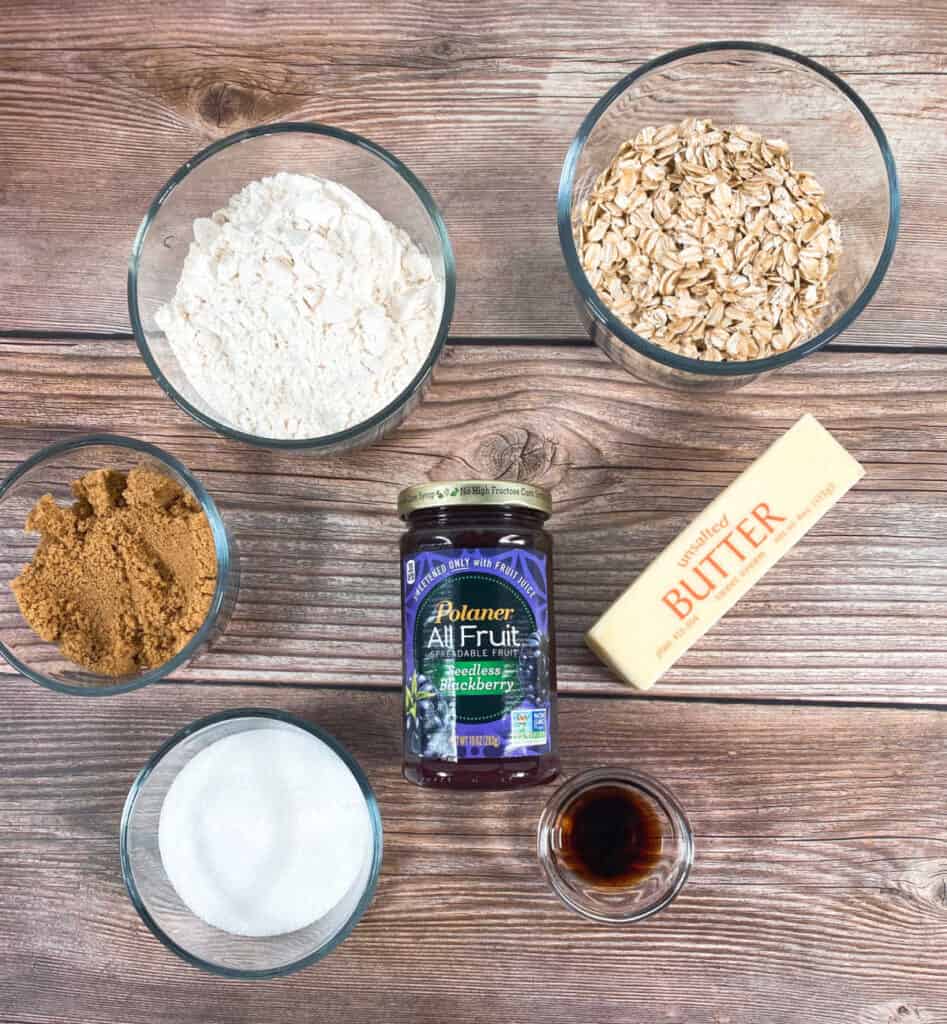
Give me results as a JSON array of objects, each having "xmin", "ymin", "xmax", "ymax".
[{"xmin": 154, "ymin": 172, "xmax": 440, "ymax": 439}]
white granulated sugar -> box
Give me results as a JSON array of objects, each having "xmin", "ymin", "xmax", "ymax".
[
  {"xmin": 158, "ymin": 726, "xmax": 373, "ymax": 938},
  {"xmin": 154, "ymin": 172, "xmax": 440, "ymax": 439}
]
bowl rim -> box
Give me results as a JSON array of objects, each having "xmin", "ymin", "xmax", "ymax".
[
  {"xmin": 537, "ymin": 766, "xmax": 694, "ymax": 924},
  {"xmin": 128, "ymin": 121, "xmax": 456, "ymax": 449},
  {"xmin": 119, "ymin": 707, "xmax": 384, "ymax": 979},
  {"xmin": 0, "ymin": 434, "xmax": 232, "ymax": 696},
  {"xmin": 557, "ymin": 40, "xmax": 901, "ymax": 377}
]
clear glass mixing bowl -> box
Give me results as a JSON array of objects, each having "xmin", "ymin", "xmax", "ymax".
[
  {"xmin": 537, "ymin": 767, "xmax": 693, "ymax": 924},
  {"xmin": 558, "ymin": 41, "xmax": 900, "ymax": 390},
  {"xmin": 121, "ymin": 709, "xmax": 384, "ymax": 978},
  {"xmin": 129, "ymin": 122, "xmax": 455, "ymax": 451},
  {"xmin": 0, "ymin": 435, "xmax": 236, "ymax": 696}
]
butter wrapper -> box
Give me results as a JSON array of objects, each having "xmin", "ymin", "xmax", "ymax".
[{"xmin": 585, "ymin": 414, "xmax": 865, "ymax": 690}]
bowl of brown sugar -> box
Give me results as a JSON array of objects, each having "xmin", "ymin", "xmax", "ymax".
[{"xmin": 0, "ymin": 436, "xmax": 236, "ymax": 695}]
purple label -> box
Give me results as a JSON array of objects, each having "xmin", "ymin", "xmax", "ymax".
[{"xmin": 402, "ymin": 547, "xmax": 552, "ymax": 761}]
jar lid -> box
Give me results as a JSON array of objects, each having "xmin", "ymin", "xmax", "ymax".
[{"xmin": 398, "ymin": 480, "xmax": 552, "ymax": 518}]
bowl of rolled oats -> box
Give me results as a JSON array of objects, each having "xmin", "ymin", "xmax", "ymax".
[{"xmin": 558, "ymin": 42, "xmax": 899, "ymax": 389}]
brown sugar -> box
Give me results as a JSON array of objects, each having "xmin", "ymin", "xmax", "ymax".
[{"xmin": 11, "ymin": 466, "xmax": 218, "ymax": 676}]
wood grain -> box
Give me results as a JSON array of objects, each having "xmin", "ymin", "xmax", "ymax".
[
  {"xmin": 3, "ymin": 5, "xmax": 947, "ymax": 1022},
  {"xmin": 2, "ymin": 681, "xmax": 946, "ymax": 1023},
  {"xmin": 1, "ymin": 0, "xmax": 944, "ymax": 342},
  {"xmin": 0, "ymin": 338, "xmax": 944, "ymax": 702}
]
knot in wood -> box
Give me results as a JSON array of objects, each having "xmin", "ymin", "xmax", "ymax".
[
  {"xmin": 198, "ymin": 82, "xmax": 258, "ymax": 129},
  {"xmin": 477, "ymin": 428, "xmax": 557, "ymax": 483},
  {"xmin": 858, "ymin": 1002, "xmax": 925, "ymax": 1024},
  {"xmin": 432, "ymin": 38, "xmax": 457, "ymax": 60}
]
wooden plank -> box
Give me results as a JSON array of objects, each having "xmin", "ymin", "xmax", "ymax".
[
  {"xmin": 1, "ymin": 682, "xmax": 946, "ymax": 1022},
  {"xmin": 1, "ymin": 0, "xmax": 944, "ymax": 342},
  {"xmin": 0, "ymin": 338, "xmax": 944, "ymax": 702}
]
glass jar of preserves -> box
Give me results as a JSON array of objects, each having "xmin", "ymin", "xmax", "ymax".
[{"xmin": 398, "ymin": 480, "xmax": 559, "ymax": 789}]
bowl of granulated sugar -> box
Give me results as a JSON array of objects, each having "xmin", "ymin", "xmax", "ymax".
[
  {"xmin": 129, "ymin": 123, "xmax": 455, "ymax": 453},
  {"xmin": 120, "ymin": 709, "xmax": 383, "ymax": 978}
]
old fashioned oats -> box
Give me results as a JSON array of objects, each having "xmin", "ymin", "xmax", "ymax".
[{"xmin": 575, "ymin": 118, "xmax": 842, "ymax": 362}]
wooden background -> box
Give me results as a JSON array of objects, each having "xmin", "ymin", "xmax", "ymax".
[{"xmin": 2, "ymin": 2, "xmax": 947, "ymax": 1022}]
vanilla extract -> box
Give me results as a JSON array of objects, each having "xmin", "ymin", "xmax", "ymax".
[{"xmin": 557, "ymin": 784, "xmax": 663, "ymax": 887}]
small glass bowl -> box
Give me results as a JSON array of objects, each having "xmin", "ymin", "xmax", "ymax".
[
  {"xmin": 0, "ymin": 435, "xmax": 236, "ymax": 696},
  {"xmin": 120, "ymin": 709, "xmax": 383, "ymax": 979},
  {"xmin": 129, "ymin": 122, "xmax": 455, "ymax": 452},
  {"xmin": 558, "ymin": 41, "xmax": 900, "ymax": 390},
  {"xmin": 537, "ymin": 768, "xmax": 693, "ymax": 924}
]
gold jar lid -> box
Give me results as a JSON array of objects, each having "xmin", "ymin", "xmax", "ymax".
[{"xmin": 398, "ymin": 480, "xmax": 552, "ymax": 518}]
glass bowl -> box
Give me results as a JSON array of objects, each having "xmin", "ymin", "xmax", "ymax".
[
  {"xmin": 558, "ymin": 41, "xmax": 900, "ymax": 390},
  {"xmin": 0, "ymin": 435, "xmax": 236, "ymax": 696},
  {"xmin": 129, "ymin": 122, "xmax": 455, "ymax": 452},
  {"xmin": 120, "ymin": 709, "xmax": 384, "ymax": 978},
  {"xmin": 537, "ymin": 767, "xmax": 693, "ymax": 924}
]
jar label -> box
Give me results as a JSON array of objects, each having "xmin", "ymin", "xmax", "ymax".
[{"xmin": 402, "ymin": 547, "xmax": 552, "ymax": 761}]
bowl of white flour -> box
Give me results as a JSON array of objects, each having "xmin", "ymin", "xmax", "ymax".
[
  {"xmin": 129, "ymin": 123, "xmax": 454, "ymax": 451},
  {"xmin": 120, "ymin": 709, "xmax": 383, "ymax": 978}
]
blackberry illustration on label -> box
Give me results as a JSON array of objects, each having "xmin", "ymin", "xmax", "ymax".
[{"xmin": 403, "ymin": 548, "xmax": 552, "ymax": 762}]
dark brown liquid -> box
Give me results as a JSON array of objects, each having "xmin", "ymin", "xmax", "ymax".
[{"xmin": 558, "ymin": 784, "xmax": 663, "ymax": 886}]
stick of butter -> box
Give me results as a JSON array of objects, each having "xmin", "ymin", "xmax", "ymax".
[{"xmin": 585, "ymin": 414, "xmax": 865, "ymax": 690}]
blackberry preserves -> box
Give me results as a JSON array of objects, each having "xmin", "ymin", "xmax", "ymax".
[{"xmin": 398, "ymin": 480, "xmax": 559, "ymax": 789}]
